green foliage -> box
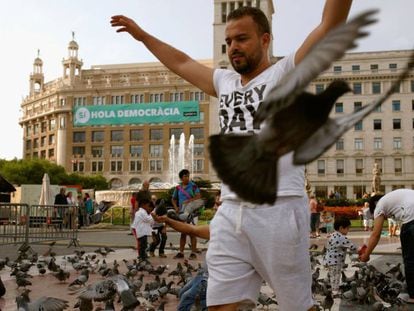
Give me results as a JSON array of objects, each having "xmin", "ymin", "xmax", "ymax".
[
  {"xmin": 323, "ymin": 198, "xmax": 365, "ymax": 207},
  {"xmin": 0, "ymin": 158, "xmax": 108, "ymax": 190},
  {"xmin": 199, "ymin": 207, "xmax": 216, "ymax": 221}
]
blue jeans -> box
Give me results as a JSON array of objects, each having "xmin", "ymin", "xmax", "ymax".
[
  {"xmin": 178, "ymin": 273, "xmax": 207, "ymax": 311},
  {"xmin": 401, "ymin": 219, "xmax": 414, "ymax": 298}
]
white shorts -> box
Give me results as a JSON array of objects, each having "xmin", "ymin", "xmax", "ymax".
[{"xmin": 206, "ymin": 196, "xmax": 313, "ymax": 310}]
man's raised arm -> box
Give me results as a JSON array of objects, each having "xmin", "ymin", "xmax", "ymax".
[
  {"xmin": 295, "ymin": 0, "xmax": 353, "ymax": 65},
  {"xmin": 111, "ymin": 15, "xmax": 216, "ymax": 97}
]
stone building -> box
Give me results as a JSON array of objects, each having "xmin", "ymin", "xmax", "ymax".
[{"xmin": 19, "ymin": 0, "xmax": 414, "ymax": 195}]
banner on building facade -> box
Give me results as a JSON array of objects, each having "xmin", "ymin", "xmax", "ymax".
[{"xmin": 73, "ymin": 101, "xmax": 200, "ymax": 126}]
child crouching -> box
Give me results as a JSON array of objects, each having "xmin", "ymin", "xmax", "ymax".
[{"xmin": 132, "ymin": 198, "xmax": 155, "ymax": 261}]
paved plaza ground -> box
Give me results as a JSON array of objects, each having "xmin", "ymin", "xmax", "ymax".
[{"xmin": 0, "ymin": 226, "xmax": 413, "ymax": 310}]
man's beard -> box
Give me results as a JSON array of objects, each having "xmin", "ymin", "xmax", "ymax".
[{"xmin": 230, "ymin": 50, "xmax": 262, "ymax": 74}]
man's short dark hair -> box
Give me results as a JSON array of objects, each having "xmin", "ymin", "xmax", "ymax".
[
  {"xmin": 139, "ymin": 198, "xmax": 154, "ymax": 209},
  {"xmin": 179, "ymin": 169, "xmax": 190, "ymax": 179},
  {"xmin": 227, "ymin": 6, "xmax": 271, "ymax": 35},
  {"xmin": 334, "ymin": 216, "xmax": 351, "ymax": 231},
  {"xmin": 369, "ymin": 194, "xmax": 383, "ymax": 215}
]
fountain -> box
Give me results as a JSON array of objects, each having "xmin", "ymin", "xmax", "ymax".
[{"xmin": 168, "ymin": 133, "xmax": 195, "ymax": 185}]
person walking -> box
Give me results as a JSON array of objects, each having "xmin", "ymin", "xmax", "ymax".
[
  {"xmin": 309, "ymin": 194, "xmax": 320, "ymax": 238},
  {"xmin": 359, "ymin": 189, "xmax": 414, "ymax": 304},
  {"xmin": 84, "ymin": 193, "xmax": 93, "ymax": 226},
  {"xmin": 323, "ymin": 217, "xmax": 358, "ymax": 295},
  {"xmin": 111, "ymin": 2, "xmax": 353, "ymax": 309}
]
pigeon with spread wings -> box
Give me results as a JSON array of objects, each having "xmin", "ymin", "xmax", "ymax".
[{"xmin": 209, "ymin": 10, "xmax": 383, "ymax": 205}]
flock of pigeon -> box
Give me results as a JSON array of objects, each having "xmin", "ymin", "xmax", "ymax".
[
  {"xmin": 0, "ymin": 241, "xmax": 410, "ymax": 310},
  {"xmin": 309, "ymin": 246, "xmax": 409, "ymax": 310},
  {"xmin": 0, "ymin": 242, "xmax": 279, "ymax": 310}
]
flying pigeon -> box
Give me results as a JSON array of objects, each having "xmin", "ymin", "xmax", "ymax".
[{"xmin": 209, "ymin": 10, "xmax": 413, "ymax": 204}]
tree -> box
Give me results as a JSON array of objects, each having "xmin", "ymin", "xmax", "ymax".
[{"xmin": 0, "ymin": 158, "xmax": 108, "ymax": 190}]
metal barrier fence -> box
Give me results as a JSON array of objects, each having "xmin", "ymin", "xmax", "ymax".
[{"xmin": 0, "ymin": 203, "xmax": 79, "ymax": 247}]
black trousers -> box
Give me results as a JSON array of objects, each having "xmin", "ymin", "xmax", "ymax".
[
  {"xmin": 401, "ymin": 219, "xmax": 414, "ymax": 298},
  {"xmin": 138, "ymin": 236, "xmax": 148, "ymax": 261},
  {"xmin": 149, "ymin": 226, "xmax": 167, "ymax": 255}
]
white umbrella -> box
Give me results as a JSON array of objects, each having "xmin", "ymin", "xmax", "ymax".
[{"xmin": 39, "ymin": 173, "xmax": 53, "ymax": 205}]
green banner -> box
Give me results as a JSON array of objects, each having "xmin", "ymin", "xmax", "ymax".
[{"xmin": 73, "ymin": 101, "xmax": 200, "ymax": 126}]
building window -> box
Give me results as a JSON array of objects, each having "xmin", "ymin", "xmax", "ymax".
[
  {"xmin": 389, "ymin": 63, "xmax": 397, "ymax": 71},
  {"xmin": 352, "ymin": 65, "xmax": 360, "ymax": 72},
  {"xmin": 374, "ymin": 104, "xmax": 382, "ymax": 112},
  {"xmin": 92, "ymin": 96, "xmax": 106, "ymax": 105},
  {"xmin": 149, "ymin": 144, "xmax": 163, "ymax": 157},
  {"xmin": 72, "ymin": 161, "xmax": 84, "ymax": 172},
  {"xmin": 131, "ymin": 94, "xmax": 144, "ymax": 104},
  {"xmin": 335, "ymin": 102, "xmax": 343, "ymax": 113},
  {"xmin": 48, "ymin": 149, "xmax": 54, "ymax": 158},
  {"xmin": 149, "ymin": 159, "xmax": 162, "ymax": 172},
  {"xmin": 190, "ymin": 128, "xmax": 204, "ymax": 139},
  {"xmin": 336, "ymin": 159, "xmax": 344, "ymax": 175},
  {"xmin": 394, "ymin": 158, "xmax": 402, "ymax": 174},
  {"xmin": 333, "ymin": 66, "xmax": 342, "ymax": 73},
  {"xmin": 110, "ymin": 161, "xmax": 123, "ymax": 172},
  {"xmin": 170, "ymin": 128, "xmax": 184, "ymax": 139},
  {"xmin": 393, "ymin": 137, "xmax": 402, "ymax": 149},
  {"xmin": 354, "ymin": 102, "xmax": 362, "ymax": 112},
  {"xmin": 353, "ymin": 82, "xmax": 362, "ymax": 94},
  {"xmin": 373, "ymin": 119, "xmax": 382, "ymax": 130},
  {"xmin": 150, "ymin": 128, "xmax": 163, "ymax": 140},
  {"xmin": 130, "ymin": 160, "xmax": 143, "ymax": 172},
  {"xmin": 193, "ymin": 143, "xmax": 204, "ymax": 156},
  {"xmin": 374, "ymin": 137, "xmax": 382, "ymax": 150},
  {"xmin": 221, "ymin": 44, "xmax": 226, "ymax": 54},
  {"xmin": 170, "ymin": 92, "xmax": 184, "ymax": 102},
  {"xmin": 393, "ymin": 119, "xmax": 401, "ymax": 130},
  {"xmin": 33, "ymin": 123, "xmax": 39, "ymax": 135},
  {"xmin": 315, "ymin": 84, "xmax": 324, "ymax": 94},
  {"xmin": 190, "ymin": 91, "xmax": 205, "ymax": 101},
  {"xmin": 40, "ymin": 136, "xmax": 46, "ymax": 147},
  {"xmin": 372, "ymin": 82, "xmax": 381, "ymax": 94},
  {"xmin": 355, "ymin": 159, "xmax": 363, "ymax": 175},
  {"xmin": 130, "ymin": 145, "xmax": 143, "ymax": 157},
  {"xmin": 111, "ymin": 95, "xmax": 124, "ymax": 105},
  {"xmin": 411, "ymin": 81, "xmax": 414, "ymax": 93},
  {"xmin": 41, "ymin": 121, "xmax": 47, "ymax": 133},
  {"xmin": 73, "ymin": 131, "xmax": 86, "ymax": 143},
  {"xmin": 91, "ymin": 146, "xmax": 103, "ymax": 157},
  {"xmin": 72, "ymin": 146, "xmax": 85, "ymax": 156},
  {"xmin": 26, "ymin": 125, "xmax": 32, "ymax": 136},
  {"xmin": 26, "ymin": 140, "xmax": 32, "ymax": 149},
  {"xmin": 354, "ymin": 138, "xmax": 363, "ymax": 150},
  {"xmin": 412, "ymin": 118, "xmax": 414, "ymax": 129},
  {"xmin": 370, "ymin": 64, "xmax": 378, "ymax": 71},
  {"xmin": 91, "ymin": 161, "xmax": 104, "ymax": 172},
  {"xmin": 354, "ymin": 121, "xmax": 363, "ymax": 131},
  {"xmin": 392, "ymin": 100, "xmax": 401, "ymax": 112},
  {"xmin": 92, "ymin": 131, "xmax": 104, "ymax": 142},
  {"xmin": 33, "ymin": 138, "xmax": 39, "ymax": 148},
  {"xmin": 48, "ymin": 134, "xmax": 55, "ymax": 145},
  {"xmin": 150, "ymin": 93, "xmax": 164, "ymax": 102},
  {"xmin": 221, "ymin": 2, "xmax": 227, "ymax": 23},
  {"xmin": 74, "ymin": 97, "xmax": 86, "ymax": 106},
  {"xmin": 193, "ymin": 159, "xmax": 204, "ymax": 173},
  {"xmin": 130, "ymin": 129, "xmax": 144, "ymax": 141},
  {"xmin": 317, "ymin": 160, "xmax": 325, "ymax": 175},
  {"xmin": 110, "ymin": 145, "xmax": 123, "ymax": 157},
  {"xmin": 111, "ymin": 130, "xmax": 123, "ymax": 141},
  {"xmin": 49, "ymin": 119, "xmax": 56, "ymax": 130},
  {"xmin": 336, "ymin": 139, "xmax": 344, "ymax": 150}
]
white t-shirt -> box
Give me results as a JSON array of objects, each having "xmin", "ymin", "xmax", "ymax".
[
  {"xmin": 213, "ymin": 53, "xmax": 305, "ymax": 201},
  {"xmin": 374, "ymin": 189, "xmax": 414, "ymax": 224}
]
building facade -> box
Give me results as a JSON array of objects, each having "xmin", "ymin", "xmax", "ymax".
[{"xmin": 20, "ymin": 1, "xmax": 414, "ymax": 195}]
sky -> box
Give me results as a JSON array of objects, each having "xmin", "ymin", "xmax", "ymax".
[{"xmin": 0, "ymin": 0, "xmax": 413, "ymax": 160}]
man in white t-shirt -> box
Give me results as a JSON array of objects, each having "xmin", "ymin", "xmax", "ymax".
[
  {"xmin": 360, "ymin": 189, "xmax": 414, "ymax": 304},
  {"xmin": 111, "ymin": 2, "xmax": 353, "ymax": 310}
]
